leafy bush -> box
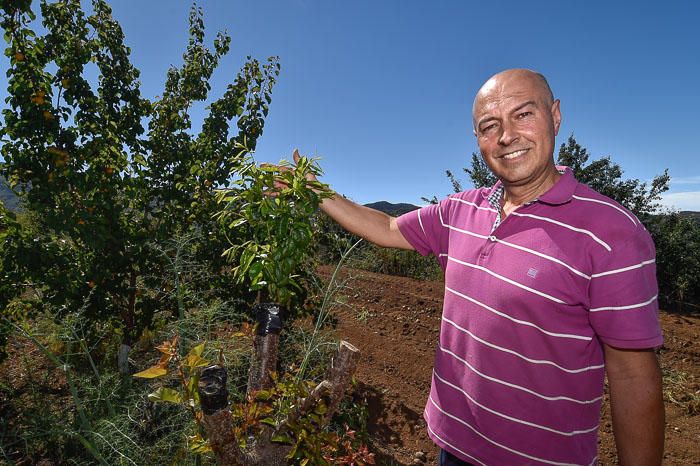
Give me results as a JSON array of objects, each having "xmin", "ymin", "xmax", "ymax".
[
  {"xmin": 646, "ymin": 213, "xmax": 700, "ymax": 312},
  {"xmin": 216, "ymin": 155, "xmax": 332, "ymax": 311},
  {"xmin": 350, "ymin": 244, "xmax": 443, "ymax": 281}
]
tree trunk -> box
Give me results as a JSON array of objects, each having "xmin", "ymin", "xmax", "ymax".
[
  {"xmin": 246, "ymin": 303, "xmax": 282, "ymax": 395},
  {"xmin": 118, "ymin": 269, "xmax": 139, "ymax": 375},
  {"xmin": 320, "ymin": 340, "xmax": 360, "ymax": 425},
  {"xmin": 117, "ymin": 343, "xmax": 131, "ymax": 375}
]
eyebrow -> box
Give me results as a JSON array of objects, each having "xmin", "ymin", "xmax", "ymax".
[
  {"xmin": 512, "ymin": 100, "xmax": 537, "ymax": 113},
  {"xmin": 477, "ymin": 100, "xmax": 538, "ymax": 129}
]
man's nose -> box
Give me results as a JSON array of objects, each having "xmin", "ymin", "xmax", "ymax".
[{"xmin": 498, "ymin": 121, "xmax": 518, "ymax": 146}]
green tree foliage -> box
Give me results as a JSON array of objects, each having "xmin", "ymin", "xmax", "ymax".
[
  {"xmin": 557, "ymin": 135, "xmax": 670, "ymax": 217},
  {"xmin": 422, "ymin": 153, "xmax": 496, "ymax": 204},
  {"xmin": 0, "ymin": 0, "xmax": 279, "ymax": 354},
  {"xmin": 646, "ymin": 213, "xmax": 700, "ymax": 311},
  {"xmin": 459, "ymin": 152, "xmax": 497, "ymax": 190},
  {"xmin": 216, "ymin": 156, "xmax": 332, "ymax": 309}
]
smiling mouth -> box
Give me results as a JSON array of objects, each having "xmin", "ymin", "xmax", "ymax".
[{"xmin": 501, "ymin": 149, "xmax": 528, "ymax": 160}]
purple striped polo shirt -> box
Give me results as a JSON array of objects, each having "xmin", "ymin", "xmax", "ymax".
[{"xmin": 397, "ymin": 168, "xmax": 662, "ymax": 466}]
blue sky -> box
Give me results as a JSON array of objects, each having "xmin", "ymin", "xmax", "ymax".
[{"xmin": 3, "ymin": 0, "xmax": 700, "ymax": 209}]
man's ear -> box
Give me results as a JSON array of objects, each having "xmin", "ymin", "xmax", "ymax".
[{"xmin": 551, "ymin": 99, "xmax": 562, "ymax": 136}]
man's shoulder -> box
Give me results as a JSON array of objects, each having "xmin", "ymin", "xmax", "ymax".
[
  {"xmin": 568, "ymin": 181, "xmax": 649, "ymax": 244},
  {"xmin": 446, "ymin": 187, "xmax": 493, "ymax": 203},
  {"xmin": 436, "ymin": 187, "xmax": 496, "ymax": 213}
]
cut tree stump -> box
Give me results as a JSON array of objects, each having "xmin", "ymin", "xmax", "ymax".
[{"xmin": 197, "ymin": 303, "xmax": 361, "ymax": 466}]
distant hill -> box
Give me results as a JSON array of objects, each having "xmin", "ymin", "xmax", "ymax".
[
  {"xmin": 364, "ymin": 201, "xmax": 419, "ymax": 217},
  {"xmin": 0, "ymin": 177, "xmax": 20, "ymax": 211},
  {"xmin": 680, "ymin": 211, "xmax": 700, "ymax": 223}
]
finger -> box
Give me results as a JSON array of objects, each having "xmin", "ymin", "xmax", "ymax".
[{"xmin": 263, "ymin": 189, "xmax": 280, "ymax": 198}]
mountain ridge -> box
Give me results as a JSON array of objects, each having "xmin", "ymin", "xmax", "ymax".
[
  {"xmin": 363, "ymin": 201, "xmax": 420, "ymax": 217},
  {"xmin": 0, "ymin": 176, "xmax": 20, "ymax": 211}
]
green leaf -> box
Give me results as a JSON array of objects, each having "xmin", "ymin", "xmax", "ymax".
[
  {"xmin": 148, "ymin": 387, "xmax": 183, "ymax": 404},
  {"xmin": 190, "ymin": 434, "xmax": 212, "ymax": 453},
  {"xmin": 254, "ymin": 389, "xmax": 273, "ymax": 401},
  {"xmin": 183, "ymin": 353, "xmax": 209, "ymax": 369},
  {"xmin": 314, "ymin": 401, "xmax": 327, "ymax": 415},
  {"xmin": 271, "ymin": 433, "xmax": 293, "ymax": 444},
  {"xmin": 188, "ymin": 342, "xmax": 206, "ymax": 357},
  {"xmin": 248, "ymin": 261, "xmax": 263, "ymax": 284},
  {"xmin": 133, "ymin": 365, "xmax": 168, "ymax": 379}
]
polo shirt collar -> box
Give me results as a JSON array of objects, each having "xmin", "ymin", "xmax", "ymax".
[
  {"xmin": 538, "ymin": 166, "xmax": 576, "ymax": 205},
  {"xmin": 481, "ymin": 166, "xmax": 576, "ymax": 206}
]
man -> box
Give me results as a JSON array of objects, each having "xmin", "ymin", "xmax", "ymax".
[{"xmin": 293, "ymin": 69, "xmax": 664, "ymax": 465}]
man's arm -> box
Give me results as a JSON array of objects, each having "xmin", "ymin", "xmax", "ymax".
[
  {"xmin": 292, "ymin": 150, "xmax": 414, "ymax": 250},
  {"xmin": 319, "ymin": 193, "xmax": 413, "ymax": 250},
  {"xmin": 604, "ymin": 344, "xmax": 665, "ymax": 466}
]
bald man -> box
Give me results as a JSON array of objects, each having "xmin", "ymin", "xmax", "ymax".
[{"xmin": 296, "ymin": 69, "xmax": 664, "ymax": 465}]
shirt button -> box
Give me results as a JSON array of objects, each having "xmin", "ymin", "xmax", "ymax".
[{"xmin": 489, "ymin": 235, "xmax": 497, "ymax": 242}]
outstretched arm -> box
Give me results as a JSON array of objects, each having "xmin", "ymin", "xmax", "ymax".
[
  {"xmin": 604, "ymin": 344, "xmax": 664, "ymax": 466},
  {"xmin": 292, "ymin": 149, "xmax": 414, "ymax": 250}
]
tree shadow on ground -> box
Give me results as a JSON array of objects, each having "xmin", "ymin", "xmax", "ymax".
[{"xmin": 354, "ymin": 381, "xmax": 429, "ymax": 465}]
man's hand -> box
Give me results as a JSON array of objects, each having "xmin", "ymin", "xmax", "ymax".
[
  {"xmin": 261, "ymin": 149, "xmax": 323, "ymax": 196},
  {"xmin": 604, "ymin": 344, "xmax": 664, "ymax": 466}
]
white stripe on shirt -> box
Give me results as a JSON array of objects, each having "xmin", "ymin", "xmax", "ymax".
[
  {"xmin": 417, "ymin": 208, "xmax": 427, "ymax": 238},
  {"xmin": 442, "ymin": 316, "xmax": 605, "ymax": 373},
  {"xmin": 510, "ymin": 212, "xmax": 612, "ymax": 252},
  {"xmin": 439, "ymin": 221, "xmax": 591, "ymax": 280},
  {"xmin": 444, "ymin": 285, "xmax": 592, "ymax": 341},
  {"xmin": 589, "ymin": 295, "xmax": 658, "ymax": 312},
  {"xmin": 447, "ymin": 256, "xmax": 569, "ymax": 305},
  {"xmin": 448, "ymin": 196, "xmax": 499, "ymax": 213},
  {"xmin": 433, "ymin": 370, "xmax": 600, "ymax": 436},
  {"xmin": 427, "ymin": 396, "xmax": 590, "ymax": 466},
  {"xmin": 591, "ymin": 258, "xmax": 655, "ymax": 278},
  {"xmin": 437, "ymin": 344, "xmax": 603, "ymax": 404},
  {"xmin": 572, "ymin": 194, "xmax": 638, "ymax": 226},
  {"xmin": 424, "ymin": 414, "xmax": 488, "ymax": 466}
]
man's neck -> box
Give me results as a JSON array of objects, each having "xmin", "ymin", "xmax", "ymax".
[{"xmin": 501, "ymin": 167, "xmax": 561, "ymax": 215}]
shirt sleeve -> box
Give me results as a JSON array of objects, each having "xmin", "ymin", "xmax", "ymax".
[
  {"xmin": 588, "ymin": 228, "xmax": 663, "ymax": 349},
  {"xmin": 396, "ymin": 198, "xmax": 451, "ymax": 258}
]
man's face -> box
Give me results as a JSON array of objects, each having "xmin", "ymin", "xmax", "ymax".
[{"xmin": 472, "ymin": 72, "xmax": 561, "ymax": 188}]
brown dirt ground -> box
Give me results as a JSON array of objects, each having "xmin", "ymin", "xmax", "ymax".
[{"xmin": 318, "ymin": 266, "xmax": 700, "ymax": 466}]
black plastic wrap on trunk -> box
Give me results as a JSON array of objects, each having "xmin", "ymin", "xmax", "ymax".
[
  {"xmin": 198, "ymin": 365, "xmax": 229, "ymax": 415},
  {"xmin": 254, "ymin": 303, "xmax": 283, "ymax": 336}
]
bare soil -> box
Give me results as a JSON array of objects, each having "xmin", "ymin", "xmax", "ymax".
[{"xmin": 319, "ymin": 266, "xmax": 700, "ymax": 465}]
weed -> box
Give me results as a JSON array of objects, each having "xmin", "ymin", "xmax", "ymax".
[
  {"xmin": 356, "ymin": 307, "xmax": 373, "ymax": 323},
  {"xmin": 662, "ymin": 364, "xmax": 700, "ymax": 415}
]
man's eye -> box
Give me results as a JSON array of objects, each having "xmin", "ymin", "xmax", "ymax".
[
  {"xmin": 517, "ymin": 111, "xmax": 533, "ymax": 119},
  {"xmin": 481, "ymin": 123, "xmax": 497, "ymax": 133}
]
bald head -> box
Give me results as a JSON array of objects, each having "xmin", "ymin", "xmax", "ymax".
[{"xmin": 472, "ymin": 69, "xmax": 554, "ymax": 129}]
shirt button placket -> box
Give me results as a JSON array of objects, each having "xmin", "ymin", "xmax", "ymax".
[{"xmin": 478, "ymin": 235, "xmax": 497, "ymax": 265}]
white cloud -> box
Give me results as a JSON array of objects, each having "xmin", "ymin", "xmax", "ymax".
[
  {"xmin": 671, "ymin": 176, "xmax": 700, "ymax": 186},
  {"xmin": 659, "ymin": 191, "xmax": 700, "ymax": 212}
]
